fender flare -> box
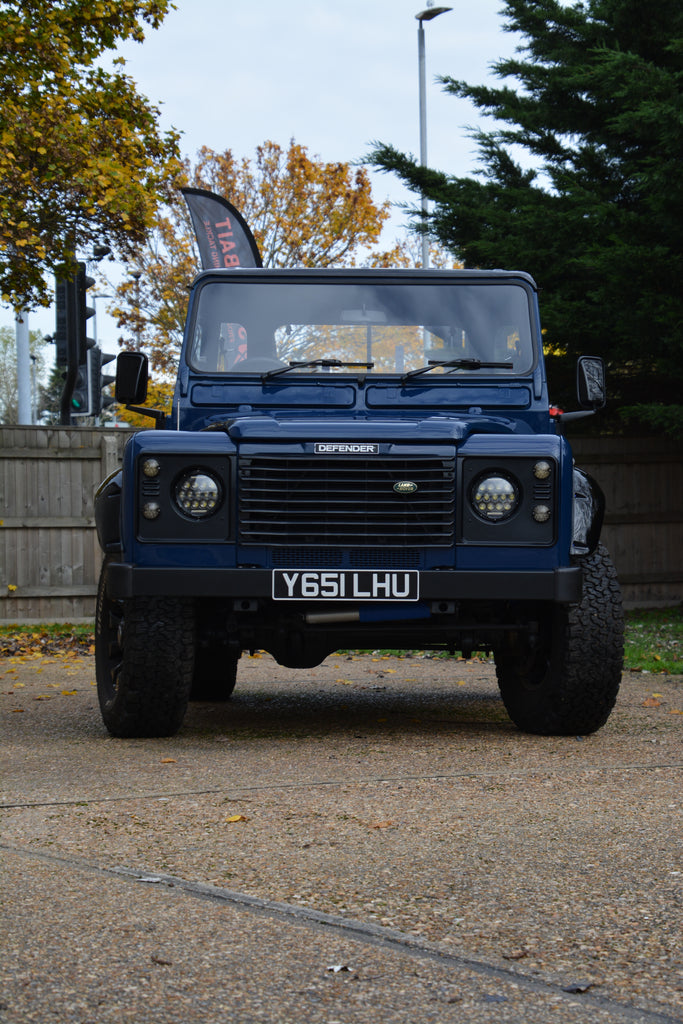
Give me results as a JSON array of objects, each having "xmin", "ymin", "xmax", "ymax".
[
  {"xmin": 571, "ymin": 467, "xmax": 605, "ymax": 556},
  {"xmin": 95, "ymin": 469, "xmax": 123, "ymax": 554}
]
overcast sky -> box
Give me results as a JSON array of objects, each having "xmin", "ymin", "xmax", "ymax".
[{"xmin": 11, "ymin": 0, "xmax": 521, "ymax": 340}]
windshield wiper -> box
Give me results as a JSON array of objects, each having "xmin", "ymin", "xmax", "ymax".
[
  {"xmin": 402, "ymin": 358, "xmax": 512, "ymax": 384},
  {"xmin": 263, "ymin": 359, "xmax": 374, "ymax": 380}
]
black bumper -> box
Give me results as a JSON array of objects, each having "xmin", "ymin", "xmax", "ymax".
[{"xmin": 107, "ymin": 564, "xmax": 582, "ymax": 604}]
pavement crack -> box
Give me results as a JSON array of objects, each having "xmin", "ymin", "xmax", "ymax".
[
  {"xmin": 1, "ymin": 760, "xmax": 681, "ymax": 810},
  {"xmin": 2, "ymin": 840, "xmax": 680, "ymax": 1024}
]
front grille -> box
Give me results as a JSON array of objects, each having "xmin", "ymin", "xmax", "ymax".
[
  {"xmin": 272, "ymin": 548, "xmax": 423, "ymax": 569},
  {"xmin": 239, "ymin": 456, "xmax": 455, "ymax": 546}
]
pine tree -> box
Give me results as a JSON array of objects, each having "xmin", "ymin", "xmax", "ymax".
[{"xmin": 370, "ymin": 0, "xmax": 683, "ymax": 435}]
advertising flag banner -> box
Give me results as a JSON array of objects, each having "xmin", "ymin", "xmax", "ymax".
[{"xmin": 181, "ymin": 188, "xmax": 262, "ymax": 270}]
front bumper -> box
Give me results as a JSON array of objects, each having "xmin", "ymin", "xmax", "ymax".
[{"xmin": 107, "ymin": 564, "xmax": 582, "ymax": 604}]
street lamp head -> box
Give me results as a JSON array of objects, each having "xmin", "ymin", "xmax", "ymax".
[{"xmin": 416, "ymin": 5, "xmax": 452, "ymax": 22}]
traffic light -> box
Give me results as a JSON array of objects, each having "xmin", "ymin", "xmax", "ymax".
[
  {"xmin": 76, "ymin": 262, "xmax": 96, "ymax": 365},
  {"xmin": 88, "ymin": 347, "xmax": 117, "ymax": 416},
  {"xmin": 54, "ymin": 277, "xmax": 75, "ymax": 368},
  {"xmin": 70, "ymin": 363, "xmax": 91, "ymax": 416}
]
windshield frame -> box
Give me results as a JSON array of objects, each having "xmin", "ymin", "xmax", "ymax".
[{"xmin": 184, "ymin": 268, "xmax": 541, "ymax": 381}]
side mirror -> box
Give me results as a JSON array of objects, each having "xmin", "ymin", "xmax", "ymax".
[
  {"xmin": 115, "ymin": 352, "xmax": 148, "ymax": 405},
  {"xmin": 577, "ymin": 356, "xmax": 606, "ymax": 410}
]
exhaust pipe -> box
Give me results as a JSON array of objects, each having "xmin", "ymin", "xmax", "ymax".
[{"xmin": 305, "ymin": 603, "xmax": 431, "ymax": 626}]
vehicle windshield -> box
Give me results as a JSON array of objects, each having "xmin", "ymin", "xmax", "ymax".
[{"xmin": 188, "ymin": 279, "xmax": 535, "ymax": 377}]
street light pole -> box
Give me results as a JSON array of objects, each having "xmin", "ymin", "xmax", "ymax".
[
  {"xmin": 416, "ymin": 4, "xmax": 452, "ymax": 269},
  {"xmin": 130, "ymin": 270, "xmax": 142, "ymax": 348}
]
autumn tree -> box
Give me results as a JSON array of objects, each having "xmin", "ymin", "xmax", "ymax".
[
  {"xmin": 370, "ymin": 0, "xmax": 683, "ymax": 435},
  {"xmin": 112, "ymin": 141, "xmax": 404, "ymax": 381},
  {"xmin": 0, "ymin": 0, "xmax": 181, "ymax": 311}
]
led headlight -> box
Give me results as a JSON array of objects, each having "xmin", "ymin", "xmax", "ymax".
[
  {"xmin": 174, "ymin": 469, "xmax": 222, "ymax": 519},
  {"xmin": 471, "ymin": 472, "xmax": 520, "ymax": 522}
]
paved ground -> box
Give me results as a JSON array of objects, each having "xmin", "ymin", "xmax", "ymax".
[{"xmin": 1, "ymin": 650, "xmax": 682, "ymax": 1023}]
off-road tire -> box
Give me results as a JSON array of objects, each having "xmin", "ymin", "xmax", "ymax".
[
  {"xmin": 495, "ymin": 543, "xmax": 623, "ymax": 735},
  {"xmin": 190, "ymin": 647, "xmax": 240, "ymax": 701},
  {"xmin": 96, "ymin": 561, "xmax": 195, "ymax": 737}
]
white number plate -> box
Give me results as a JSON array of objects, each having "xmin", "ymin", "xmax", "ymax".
[{"xmin": 272, "ymin": 570, "xmax": 419, "ymax": 601}]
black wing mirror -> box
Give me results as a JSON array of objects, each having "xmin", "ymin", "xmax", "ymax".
[
  {"xmin": 115, "ymin": 352, "xmax": 148, "ymax": 405},
  {"xmin": 577, "ymin": 355, "xmax": 606, "ymax": 410}
]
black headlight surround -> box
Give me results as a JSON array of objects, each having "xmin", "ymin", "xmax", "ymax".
[
  {"xmin": 137, "ymin": 453, "xmax": 233, "ymax": 542},
  {"xmin": 460, "ymin": 457, "xmax": 557, "ymax": 545}
]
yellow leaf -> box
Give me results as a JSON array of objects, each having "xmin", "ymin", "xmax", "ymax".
[
  {"xmin": 160, "ymin": 758, "xmax": 177, "ymax": 764},
  {"xmin": 61, "ymin": 690, "xmax": 77, "ymax": 696},
  {"xmin": 225, "ymin": 814, "xmax": 248, "ymax": 823}
]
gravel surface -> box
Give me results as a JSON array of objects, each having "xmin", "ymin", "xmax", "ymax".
[{"xmin": 1, "ymin": 650, "xmax": 682, "ymax": 1023}]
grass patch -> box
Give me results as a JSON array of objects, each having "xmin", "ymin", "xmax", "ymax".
[
  {"xmin": 624, "ymin": 605, "xmax": 682, "ymax": 674},
  {"xmin": 0, "ymin": 622, "xmax": 95, "ymax": 657},
  {"xmin": 1, "ymin": 607, "xmax": 681, "ymax": 674}
]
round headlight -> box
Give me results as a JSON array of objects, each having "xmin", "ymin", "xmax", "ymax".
[
  {"xmin": 174, "ymin": 470, "xmax": 222, "ymax": 519},
  {"xmin": 471, "ymin": 472, "xmax": 520, "ymax": 522}
]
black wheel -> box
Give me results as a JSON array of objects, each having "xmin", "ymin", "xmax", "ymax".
[
  {"xmin": 95, "ymin": 560, "xmax": 195, "ymax": 737},
  {"xmin": 495, "ymin": 543, "xmax": 624, "ymax": 735},
  {"xmin": 190, "ymin": 646, "xmax": 240, "ymax": 701}
]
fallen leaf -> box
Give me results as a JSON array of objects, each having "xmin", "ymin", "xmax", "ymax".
[
  {"xmin": 160, "ymin": 758, "xmax": 177, "ymax": 764},
  {"xmin": 61, "ymin": 690, "xmax": 77, "ymax": 696},
  {"xmin": 10, "ymin": 708, "xmax": 24, "ymax": 713},
  {"xmin": 370, "ymin": 821, "xmax": 395, "ymax": 829},
  {"xmin": 225, "ymin": 814, "xmax": 248, "ymax": 823},
  {"xmin": 669, "ymin": 709, "xmax": 683, "ymax": 715},
  {"xmin": 642, "ymin": 697, "xmax": 661, "ymax": 707},
  {"xmin": 33, "ymin": 695, "xmax": 51, "ymax": 701}
]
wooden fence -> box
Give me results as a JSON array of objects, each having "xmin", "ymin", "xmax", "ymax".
[
  {"xmin": 0, "ymin": 427, "xmax": 128, "ymax": 622},
  {"xmin": 570, "ymin": 437, "xmax": 682, "ymax": 608},
  {"xmin": 0, "ymin": 427, "xmax": 681, "ymax": 622}
]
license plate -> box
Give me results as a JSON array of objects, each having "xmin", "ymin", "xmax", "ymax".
[{"xmin": 272, "ymin": 569, "xmax": 419, "ymax": 601}]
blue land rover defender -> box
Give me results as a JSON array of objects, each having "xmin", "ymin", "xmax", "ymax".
[{"xmin": 95, "ymin": 268, "xmax": 623, "ymax": 737}]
